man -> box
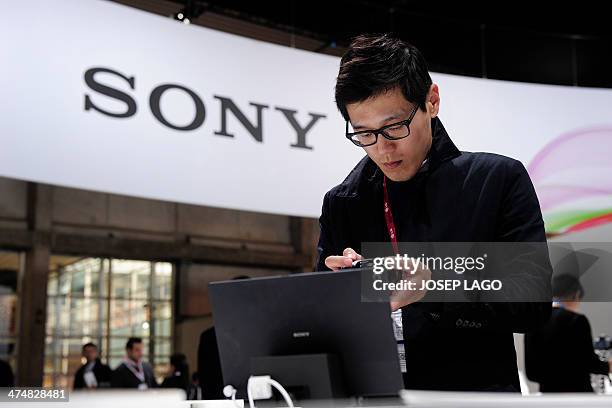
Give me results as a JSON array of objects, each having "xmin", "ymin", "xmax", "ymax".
[
  {"xmin": 161, "ymin": 353, "xmax": 190, "ymax": 392},
  {"xmin": 317, "ymin": 34, "xmax": 552, "ymax": 391},
  {"xmin": 73, "ymin": 342, "xmax": 112, "ymax": 389},
  {"xmin": 197, "ymin": 326, "xmax": 223, "ymax": 399},
  {"xmin": 197, "ymin": 275, "xmax": 249, "ymax": 399},
  {"xmin": 525, "ymin": 275, "xmax": 612, "ymax": 392},
  {"xmin": 0, "ymin": 359, "xmax": 14, "ymax": 387},
  {"xmin": 111, "ymin": 337, "xmax": 157, "ymax": 389},
  {"xmin": 187, "ymin": 372, "xmax": 203, "ymax": 400}
]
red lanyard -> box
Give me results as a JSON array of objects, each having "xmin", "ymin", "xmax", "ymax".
[{"xmin": 383, "ymin": 176, "xmax": 399, "ymax": 255}]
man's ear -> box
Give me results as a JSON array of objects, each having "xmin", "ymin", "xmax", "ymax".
[{"xmin": 427, "ymin": 83, "xmax": 440, "ymax": 118}]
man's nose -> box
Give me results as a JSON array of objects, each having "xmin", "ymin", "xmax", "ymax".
[{"xmin": 376, "ymin": 134, "xmax": 396, "ymax": 154}]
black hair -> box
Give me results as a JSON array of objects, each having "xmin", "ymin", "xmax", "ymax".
[
  {"xmin": 82, "ymin": 342, "xmax": 97, "ymax": 351},
  {"xmin": 552, "ymin": 274, "xmax": 584, "ymax": 300},
  {"xmin": 335, "ymin": 33, "xmax": 432, "ymax": 122},
  {"xmin": 170, "ymin": 353, "xmax": 188, "ymax": 372},
  {"xmin": 126, "ymin": 337, "xmax": 143, "ymax": 350},
  {"xmin": 169, "ymin": 352, "xmax": 190, "ymax": 390}
]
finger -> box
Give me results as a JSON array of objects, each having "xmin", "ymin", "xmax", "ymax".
[
  {"xmin": 325, "ymin": 256, "xmax": 353, "ymax": 271},
  {"xmin": 342, "ymin": 247, "xmax": 362, "ymax": 260}
]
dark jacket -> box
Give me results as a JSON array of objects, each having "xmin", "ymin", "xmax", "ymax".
[
  {"xmin": 0, "ymin": 359, "xmax": 14, "ymax": 387},
  {"xmin": 161, "ymin": 372, "xmax": 190, "ymax": 393},
  {"xmin": 73, "ymin": 359, "xmax": 112, "ymax": 389},
  {"xmin": 316, "ymin": 117, "xmax": 552, "ymax": 391},
  {"xmin": 198, "ymin": 327, "xmax": 224, "ymax": 399},
  {"xmin": 111, "ymin": 360, "xmax": 157, "ymax": 389},
  {"xmin": 525, "ymin": 307, "xmax": 609, "ymax": 392}
]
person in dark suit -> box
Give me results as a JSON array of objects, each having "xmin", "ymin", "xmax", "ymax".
[
  {"xmin": 317, "ymin": 33, "xmax": 552, "ymax": 392},
  {"xmin": 111, "ymin": 337, "xmax": 157, "ymax": 389},
  {"xmin": 197, "ymin": 326, "xmax": 223, "ymax": 399},
  {"xmin": 198, "ymin": 275, "xmax": 250, "ymax": 399},
  {"xmin": 73, "ymin": 343, "xmax": 112, "ymax": 389},
  {"xmin": 187, "ymin": 372, "xmax": 202, "ymax": 400},
  {"xmin": 0, "ymin": 359, "xmax": 14, "ymax": 387},
  {"xmin": 525, "ymin": 275, "xmax": 612, "ymax": 392},
  {"xmin": 161, "ymin": 353, "xmax": 190, "ymax": 392}
]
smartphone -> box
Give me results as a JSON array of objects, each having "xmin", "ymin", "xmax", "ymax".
[{"xmin": 344, "ymin": 258, "xmax": 375, "ymax": 269}]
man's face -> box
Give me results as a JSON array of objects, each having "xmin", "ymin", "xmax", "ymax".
[
  {"xmin": 346, "ymin": 84, "xmax": 439, "ymax": 182},
  {"xmin": 83, "ymin": 346, "xmax": 98, "ymax": 362},
  {"xmin": 127, "ymin": 342, "xmax": 144, "ymax": 362}
]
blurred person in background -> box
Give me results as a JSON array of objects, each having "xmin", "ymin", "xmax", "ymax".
[
  {"xmin": 73, "ymin": 342, "xmax": 112, "ymax": 389},
  {"xmin": 187, "ymin": 372, "xmax": 202, "ymax": 400},
  {"xmin": 0, "ymin": 359, "xmax": 14, "ymax": 387},
  {"xmin": 161, "ymin": 352, "xmax": 190, "ymax": 392},
  {"xmin": 525, "ymin": 274, "xmax": 612, "ymax": 392},
  {"xmin": 198, "ymin": 275, "xmax": 250, "ymax": 398},
  {"xmin": 111, "ymin": 337, "xmax": 157, "ymax": 389},
  {"xmin": 197, "ymin": 326, "xmax": 222, "ymax": 399}
]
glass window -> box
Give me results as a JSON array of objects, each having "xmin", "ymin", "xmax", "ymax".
[
  {"xmin": 44, "ymin": 256, "xmax": 174, "ymax": 388},
  {"xmin": 153, "ymin": 263, "xmax": 173, "ymax": 300},
  {"xmin": 0, "ymin": 250, "xmax": 19, "ymax": 378}
]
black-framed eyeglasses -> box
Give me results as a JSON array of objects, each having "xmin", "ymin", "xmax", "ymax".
[{"xmin": 345, "ymin": 104, "xmax": 419, "ymax": 147}]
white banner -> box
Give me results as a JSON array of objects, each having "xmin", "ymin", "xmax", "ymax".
[{"xmin": 1, "ymin": 0, "xmax": 612, "ymax": 233}]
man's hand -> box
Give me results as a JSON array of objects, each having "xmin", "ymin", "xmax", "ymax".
[
  {"xmin": 389, "ymin": 258, "xmax": 431, "ymax": 311},
  {"xmin": 327, "ymin": 250, "xmax": 430, "ymax": 311},
  {"xmin": 325, "ymin": 248, "xmax": 362, "ymax": 271}
]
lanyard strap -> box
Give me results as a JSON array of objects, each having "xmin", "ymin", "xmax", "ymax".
[{"xmin": 383, "ymin": 176, "xmax": 399, "ymax": 255}]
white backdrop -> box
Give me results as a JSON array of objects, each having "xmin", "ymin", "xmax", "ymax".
[{"xmin": 2, "ymin": 0, "xmax": 612, "ymax": 218}]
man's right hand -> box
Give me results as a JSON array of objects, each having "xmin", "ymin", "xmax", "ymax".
[{"xmin": 325, "ymin": 248, "xmax": 362, "ymax": 271}]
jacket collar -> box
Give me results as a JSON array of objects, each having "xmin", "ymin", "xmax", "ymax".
[{"xmin": 428, "ymin": 116, "xmax": 461, "ymax": 169}]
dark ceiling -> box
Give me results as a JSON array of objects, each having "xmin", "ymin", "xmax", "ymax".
[{"xmin": 158, "ymin": 0, "xmax": 612, "ymax": 88}]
